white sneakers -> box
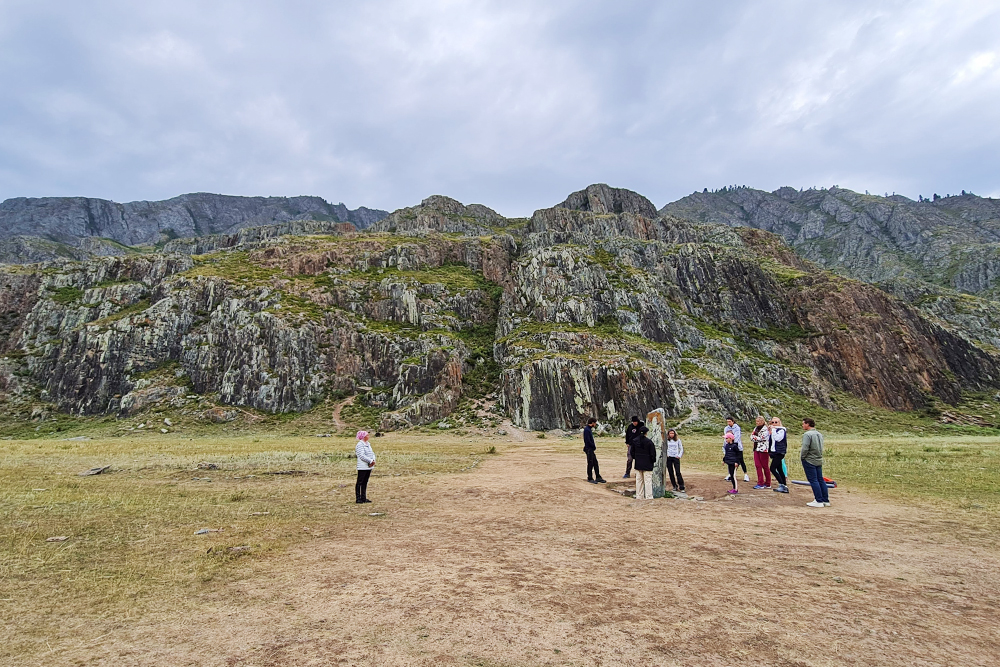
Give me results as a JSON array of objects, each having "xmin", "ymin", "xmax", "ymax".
[
  {"xmin": 823, "ymin": 502, "xmax": 831, "ymax": 507},
  {"xmin": 806, "ymin": 500, "xmax": 825, "ymax": 508},
  {"xmin": 743, "ymin": 474, "xmax": 750, "ymax": 482}
]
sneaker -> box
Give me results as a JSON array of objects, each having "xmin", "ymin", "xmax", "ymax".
[
  {"xmin": 727, "ymin": 489, "xmax": 738, "ymax": 494},
  {"xmin": 744, "ymin": 474, "xmax": 750, "ymax": 482},
  {"xmin": 775, "ymin": 485, "xmax": 789, "ymax": 493},
  {"xmin": 753, "ymin": 484, "xmax": 765, "ymax": 490},
  {"xmin": 679, "ymin": 487, "xmax": 685, "ymax": 492},
  {"xmin": 588, "ymin": 479, "xmax": 597, "ymax": 484},
  {"xmin": 806, "ymin": 500, "xmax": 824, "ymax": 508},
  {"xmin": 724, "ymin": 475, "xmax": 732, "ymax": 481},
  {"xmin": 596, "ymin": 478, "xmax": 607, "ymax": 483},
  {"xmin": 623, "ymin": 474, "xmax": 630, "ymax": 479},
  {"xmin": 823, "ymin": 502, "xmax": 831, "ymax": 506}
]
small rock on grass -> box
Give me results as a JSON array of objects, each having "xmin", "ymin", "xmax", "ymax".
[
  {"xmin": 194, "ymin": 528, "xmax": 223, "ymax": 535},
  {"xmin": 368, "ymin": 512, "xmax": 384, "ymax": 516},
  {"xmin": 46, "ymin": 536, "xmax": 69, "ymax": 542},
  {"xmin": 249, "ymin": 511, "xmax": 269, "ymax": 516},
  {"xmin": 78, "ymin": 465, "xmax": 111, "ymax": 476},
  {"xmin": 160, "ymin": 428, "xmax": 169, "ymax": 434},
  {"xmin": 163, "ymin": 418, "xmax": 173, "ymax": 426}
]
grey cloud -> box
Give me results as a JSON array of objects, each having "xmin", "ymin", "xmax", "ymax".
[{"xmin": 0, "ymin": 0, "xmax": 997, "ymax": 215}]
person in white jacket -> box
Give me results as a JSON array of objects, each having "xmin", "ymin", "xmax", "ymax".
[
  {"xmin": 355, "ymin": 430, "xmax": 376, "ymax": 504},
  {"xmin": 665, "ymin": 429, "xmax": 684, "ymax": 492}
]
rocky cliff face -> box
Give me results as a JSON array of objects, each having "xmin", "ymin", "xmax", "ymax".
[
  {"xmin": 661, "ymin": 186, "xmax": 1000, "ymax": 298},
  {"xmin": 0, "ymin": 193, "xmax": 389, "ymax": 264},
  {"xmin": 1, "ymin": 185, "xmax": 998, "ymax": 430}
]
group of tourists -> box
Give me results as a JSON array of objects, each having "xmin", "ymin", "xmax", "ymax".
[{"xmin": 584, "ymin": 414, "xmax": 831, "ymax": 508}]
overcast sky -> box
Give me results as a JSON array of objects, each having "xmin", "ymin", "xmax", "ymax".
[{"xmin": 1, "ymin": 0, "xmax": 998, "ymax": 215}]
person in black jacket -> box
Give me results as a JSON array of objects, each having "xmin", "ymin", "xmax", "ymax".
[
  {"xmin": 623, "ymin": 415, "xmax": 642, "ymax": 478},
  {"xmin": 768, "ymin": 417, "xmax": 789, "ymax": 493},
  {"xmin": 633, "ymin": 425, "xmax": 657, "ymax": 499},
  {"xmin": 723, "ymin": 432, "xmax": 742, "ymax": 494},
  {"xmin": 583, "ymin": 417, "xmax": 606, "ymax": 483}
]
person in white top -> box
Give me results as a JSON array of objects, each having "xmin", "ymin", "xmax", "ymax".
[
  {"xmin": 665, "ymin": 429, "xmax": 684, "ymax": 492},
  {"xmin": 355, "ymin": 430, "xmax": 376, "ymax": 504},
  {"xmin": 750, "ymin": 416, "xmax": 772, "ymax": 489}
]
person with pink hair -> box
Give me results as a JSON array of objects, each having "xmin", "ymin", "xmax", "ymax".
[{"xmin": 355, "ymin": 430, "xmax": 376, "ymax": 504}]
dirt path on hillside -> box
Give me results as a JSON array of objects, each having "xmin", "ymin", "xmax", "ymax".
[
  {"xmin": 330, "ymin": 396, "xmax": 354, "ymax": 429},
  {"xmin": 57, "ymin": 442, "xmax": 1000, "ymax": 666}
]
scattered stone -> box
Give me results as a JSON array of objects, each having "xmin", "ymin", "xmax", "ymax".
[
  {"xmin": 64, "ymin": 436, "xmax": 90, "ymax": 441},
  {"xmin": 496, "ymin": 428, "xmax": 507, "ymax": 435},
  {"xmin": 263, "ymin": 470, "xmax": 308, "ymax": 476},
  {"xmin": 32, "ymin": 488, "xmax": 47, "ymax": 491},
  {"xmin": 368, "ymin": 512, "xmax": 384, "ymax": 516},
  {"xmin": 191, "ymin": 477, "xmax": 212, "ymax": 481},
  {"xmin": 314, "ymin": 433, "xmax": 332, "ymax": 437},
  {"xmin": 938, "ymin": 411, "xmax": 995, "ymax": 427},
  {"xmin": 203, "ymin": 407, "xmax": 238, "ymax": 423},
  {"xmin": 46, "ymin": 536, "xmax": 69, "ymax": 542},
  {"xmin": 249, "ymin": 511, "xmax": 270, "ymax": 516},
  {"xmin": 78, "ymin": 465, "xmax": 111, "ymax": 476},
  {"xmin": 197, "ymin": 462, "xmax": 219, "ymax": 470},
  {"xmin": 438, "ymin": 422, "xmax": 452, "ymax": 429},
  {"xmin": 160, "ymin": 428, "xmax": 169, "ymax": 434},
  {"xmin": 137, "ymin": 423, "xmax": 145, "ymax": 429},
  {"xmin": 227, "ymin": 545, "xmax": 251, "ymax": 554},
  {"xmin": 194, "ymin": 528, "xmax": 223, "ymax": 535},
  {"xmin": 163, "ymin": 418, "xmax": 173, "ymax": 426}
]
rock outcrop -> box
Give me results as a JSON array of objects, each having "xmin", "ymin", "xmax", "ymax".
[
  {"xmin": 0, "ymin": 193, "xmax": 388, "ymax": 264},
  {"xmin": 1, "ymin": 184, "xmax": 998, "ymax": 431},
  {"xmin": 661, "ymin": 186, "xmax": 1000, "ymax": 298}
]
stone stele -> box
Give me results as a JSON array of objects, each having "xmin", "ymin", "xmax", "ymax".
[{"xmin": 646, "ymin": 408, "xmax": 668, "ymax": 498}]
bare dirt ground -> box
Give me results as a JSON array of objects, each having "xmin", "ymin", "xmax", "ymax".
[{"xmin": 41, "ymin": 441, "xmax": 1000, "ymax": 666}]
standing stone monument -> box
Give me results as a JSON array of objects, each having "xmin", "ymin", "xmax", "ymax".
[{"xmin": 646, "ymin": 408, "xmax": 668, "ymax": 498}]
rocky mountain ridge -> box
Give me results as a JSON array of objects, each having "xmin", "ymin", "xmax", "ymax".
[
  {"xmin": 662, "ymin": 185, "xmax": 1000, "ymax": 298},
  {"xmin": 0, "ymin": 193, "xmax": 388, "ymax": 264},
  {"xmin": 1, "ymin": 183, "xmax": 998, "ymax": 431}
]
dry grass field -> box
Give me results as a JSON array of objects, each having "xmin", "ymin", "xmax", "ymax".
[{"xmin": 2, "ymin": 425, "xmax": 998, "ymax": 666}]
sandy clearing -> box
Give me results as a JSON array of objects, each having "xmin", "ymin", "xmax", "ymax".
[{"xmin": 44, "ymin": 441, "xmax": 999, "ymax": 666}]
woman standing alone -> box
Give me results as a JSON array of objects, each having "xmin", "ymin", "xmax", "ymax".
[{"xmin": 355, "ymin": 430, "xmax": 376, "ymax": 504}]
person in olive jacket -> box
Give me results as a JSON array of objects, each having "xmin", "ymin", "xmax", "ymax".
[{"xmin": 632, "ymin": 425, "xmax": 657, "ymax": 499}]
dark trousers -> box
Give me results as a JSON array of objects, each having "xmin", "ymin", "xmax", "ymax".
[
  {"xmin": 736, "ymin": 453, "xmax": 747, "ymax": 474},
  {"xmin": 666, "ymin": 456, "xmax": 684, "ymax": 490},
  {"xmin": 769, "ymin": 453, "xmax": 787, "ymax": 485},
  {"xmin": 356, "ymin": 468, "xmax": 371, "ymax": 502},
  {"xmin": 624, "ymin": 445, "xmax": 633, "ymax": 476},
  {"xmin": 801, "ymin": 459, "xmax": 829, "ymax": 503},
  {"xmin": 586, "ymin": 450, "xmax": 601, "ymax": 480},
  {"xmin": 726, "ymin": 463, "xmax": 738, "ymax": 489}
]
